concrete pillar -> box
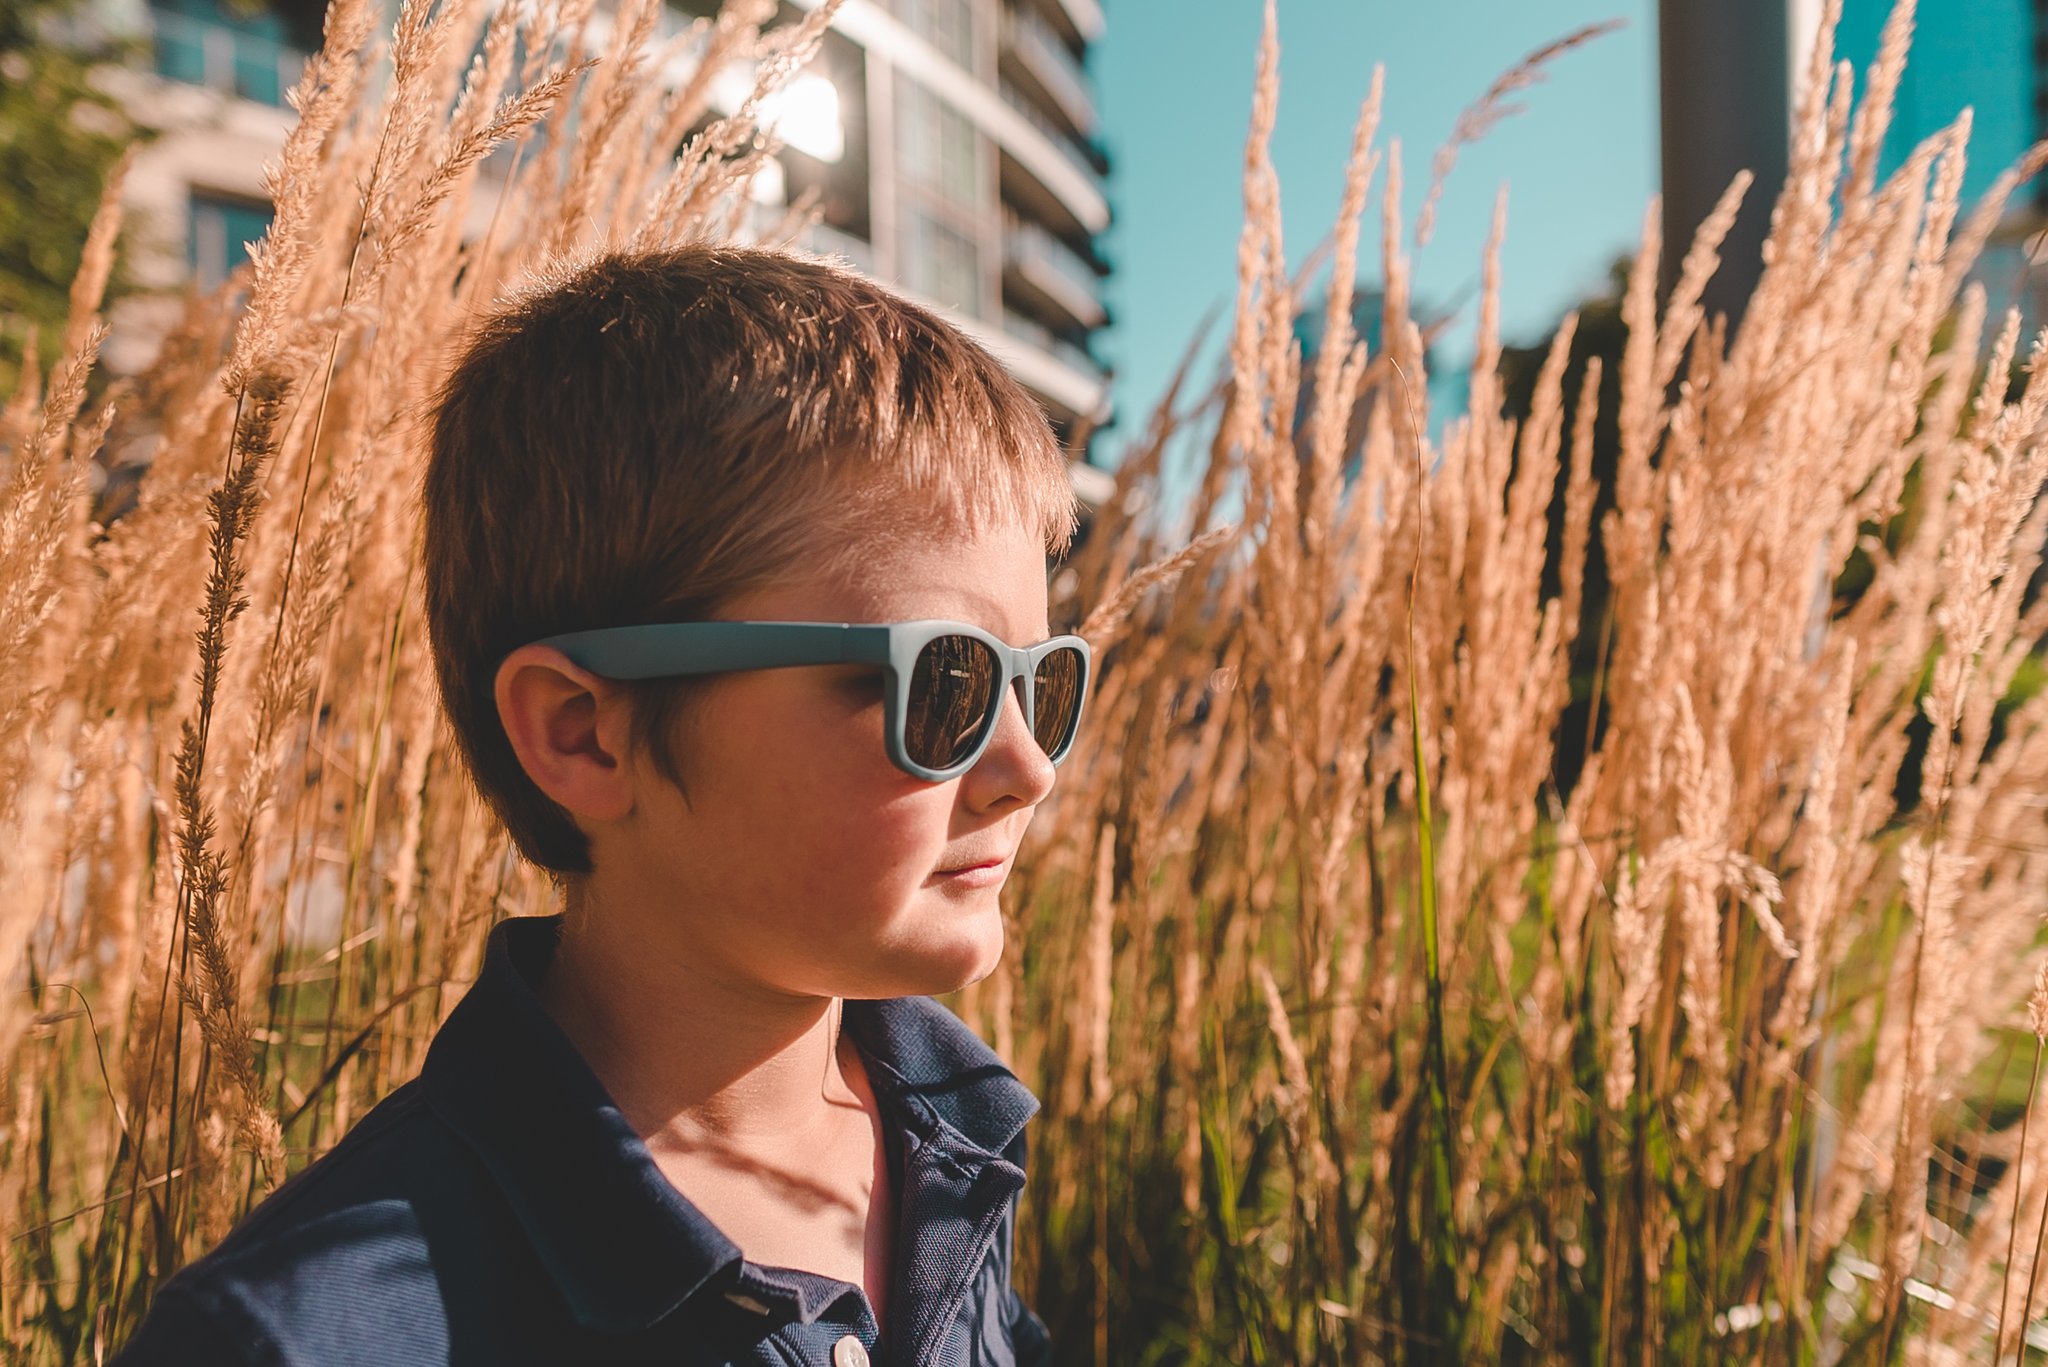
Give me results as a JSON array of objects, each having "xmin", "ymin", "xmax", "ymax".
[{"xmin": 1658, "ymin": 0, "xmax": 1793, "ymax": 332}]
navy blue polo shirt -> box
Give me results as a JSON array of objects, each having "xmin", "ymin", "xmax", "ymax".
[{"xmin": 112, "ymin": 915, "xmax": 1053, "ymax": 1367}]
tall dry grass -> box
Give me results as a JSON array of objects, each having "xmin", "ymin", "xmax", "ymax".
[
  {"xmin": 0, "ymin": 0, "xmax": 840, "ymax": 1355},
  {"xmin": 5, "ymin": 0, "xmax": 2048, "ymax": 1361}
]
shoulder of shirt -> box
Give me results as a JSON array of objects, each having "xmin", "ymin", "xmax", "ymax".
[
  {"xmin": 115, "ymin": 1080, "xmax": 464, "ymax": 1364},
  {"xmin": 206, "ymin": 1077, "xmax": 441, "ymax": 1249}
]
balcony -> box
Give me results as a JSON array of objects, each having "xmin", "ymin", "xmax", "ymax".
[
  {"xmin": 998, "ymin": 77, "xmax": 1106, "ymax": 181},
  {"xmin": 981, "ymin": 311, "xmax": 1106, "ymax": 425},
  {"xmin": 1000, "ymin": 308, "xmax": 1101, "ymax": 382},
  {"xmin": 149, "ymin": 6, "xmax": 305, "ymax": 108},
  {"xmin": 1000, "ymin": 5, "xmax": 1096, "ymax": 138},
  {"xmin": 1052, "ymin": 0, "xmax": 1105, "ymax": 45},
  {"xmin": 783, "ymin": 0, "xmax": 1106, "ymax": 234},
  {"xmin": 881, "ymin": 280, "xmax": 1106, "ymax": 424},
  {"xmin": 1003, "ymin": 211, "xmax": 1106, "ymax": 329}
]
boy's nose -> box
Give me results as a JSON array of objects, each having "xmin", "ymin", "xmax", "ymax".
[{"xmin": 962, "ymin": 680, "xmax": 1057, "ymax": 807}]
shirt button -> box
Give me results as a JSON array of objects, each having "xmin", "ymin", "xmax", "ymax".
[{"xmin": 831, "ymin": 1335, "xmax": 870, "ymax": 1367}]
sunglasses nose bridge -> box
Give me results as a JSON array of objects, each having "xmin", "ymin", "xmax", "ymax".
[
  {"xmin": 976, "ymin": 655, "xmax": 1044, "ymax": 759},
  {"xmin": 1010, "ymin": 653, "xmax": 1035, "ymax": 727}
]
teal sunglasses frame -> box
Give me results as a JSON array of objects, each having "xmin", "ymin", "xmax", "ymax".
[{"xmin": 529, "ymin": 619, "xmax": 1093, "ymax": 782}]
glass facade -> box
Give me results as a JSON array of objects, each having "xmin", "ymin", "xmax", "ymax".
[
  {"xmin": 1826, "ymin": 0, "xmax": 2044, "ymax": 335},
  {"xmin": 893, "ymin": 72, "xmax": 984, "ymax": 316},
  {"xmin": 894, "ymin": 0, "xmax": 974, "ymax": 71},
  {"xmin": 150, "ymin": 0, "xmax": 305, "ymax": 107},
  {"xmin": 189, "ymin": 193, "xmax": 274, "ymax": 291},
  {"xmin": 895, "ymin": 73, "xmax": 980, "ymax": 208},
  {"xmin": 899, "ymin": 207, "xmax": 981, "ymax": 315},
  {"xmin": 1831, "ymin": 0, "xmax": 2034, "ymax": 205}
]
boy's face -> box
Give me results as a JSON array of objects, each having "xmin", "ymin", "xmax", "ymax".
[{"xmin": 597, "ymin": 515, "xmax": 1061, "ymax": 1002}]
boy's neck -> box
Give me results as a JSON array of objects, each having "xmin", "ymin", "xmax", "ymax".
[{"xmin": 535, "ymin": 905, "xmax": 865, "ymax": 1156}]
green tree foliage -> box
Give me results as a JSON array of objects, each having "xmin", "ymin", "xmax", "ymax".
[{"xmin": 0, "ymin": 0, "xmax": 145, "ymax": 392}]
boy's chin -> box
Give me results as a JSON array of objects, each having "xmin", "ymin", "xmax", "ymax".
[{"xmin": 867, "ymin": 902, "xmax": 1007, "ymax": 998}]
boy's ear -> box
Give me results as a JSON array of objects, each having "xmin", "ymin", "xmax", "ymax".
[{"xmin": 493, "ymin": 645, "xmax": 637, "ymax": 825}]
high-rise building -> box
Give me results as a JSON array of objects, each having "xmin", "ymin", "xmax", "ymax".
[
  {"xmin": 1662, "ymin": 0, "xmax": 2047, "ymax": 333},
  {"xmin": 85, "ymin": 0, "xmax": 1116, "ymax": 497},
  {"xmin": 1826, "ymin": 0, "xmax": 2042, "ymax": 324},
  {"xmin": 700, "ymin": 0, "xmax": 1117, "ymax": 489}
]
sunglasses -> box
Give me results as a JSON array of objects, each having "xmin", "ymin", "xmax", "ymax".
[{"xmin": 528, "ymin": 619, "xmax": 1092, "ymax": 782}]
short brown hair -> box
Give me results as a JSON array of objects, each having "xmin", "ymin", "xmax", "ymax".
[{"xmin": 423, "ymin": 245, "xmax": 1079, "ymax": 875}]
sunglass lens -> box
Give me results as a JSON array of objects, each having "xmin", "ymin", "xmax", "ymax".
[
  {"xmin": 905, "ymin": 635, "xmax": 1001, "ymax": 771},
  {"xmin": 1032, "ymin": 647, "xmax": 1085, "ymax": 759}
]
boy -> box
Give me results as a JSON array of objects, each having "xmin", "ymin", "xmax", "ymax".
[{"xmin": 113, "ymin": 245, "xmax": 1089, "ymax": 1366}]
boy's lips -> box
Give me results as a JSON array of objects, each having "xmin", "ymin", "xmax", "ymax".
[{"xmin": 933, "ymin": 850, "xmax": 1012, "ymax": 876}]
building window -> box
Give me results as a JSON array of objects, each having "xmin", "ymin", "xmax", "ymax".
[
  {"xmin": 895, "ymin": 74, "xmax": 980, "ymax": 209},
  {"xmin": 189, "ymin": 192, "xmax": 274, "ymax": 291},
  {"xmin": 899, "ymin": 207, "xmax": 981, "ymax": 316},
  {"xmin": 150, "ymin": 0, "xmax": 306, "ymax": 107},
  {"xmin": 894, "ymin": 0, "xmax": 974, "ymax": 70},
  {"xmin": 894, "ymin": 71, "xmax": 985, "ymax": 316}
]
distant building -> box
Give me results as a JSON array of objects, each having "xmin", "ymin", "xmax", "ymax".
[
  {"xmin": 80, "ymin": 0, "xmax": 1116, "ymax": 502},
  {"xmin": 74, "ymin": 0, "xmax": 321, "ymax": 373},
  {"xmin": 1661, "ymin": 0, "xmax": 2047, "ymax": 332},
  {"xmin": 1826, "ymin": 0, "xmax": 2044, "ymax": 326}
]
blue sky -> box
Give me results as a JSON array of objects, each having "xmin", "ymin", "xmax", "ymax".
[{"xmin": 1091, "ymin": 0, "xmax": 1659, "ymax": 453}]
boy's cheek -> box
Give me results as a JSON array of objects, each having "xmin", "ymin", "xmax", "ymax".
[
  {"xmin": 810, "ymin": 802, "xmax": 947, "ymax": 892},
  {"xmin": 742, "ymin": 776, "xmax": 940, "ymax": 876},
  {"xmin": 671, "ymin": 701, "xmax": 955, "ymax": 908}
]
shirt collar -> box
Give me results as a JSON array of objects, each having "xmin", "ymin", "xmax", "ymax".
[
  {"xmin": 841, "ymin": 994, "xmax": 1039, "ymax": 1163},
  {"xmin": 420, "ymin": 914, "xmax": 1039, "ymax": 1334}
]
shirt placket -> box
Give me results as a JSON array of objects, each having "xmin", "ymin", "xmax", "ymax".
[
  {"xmin": 882, "ymin": 1124, "xmax": 1027, "ymax": 1367},
  {"xmin": 713, "ymin": 1125, "xmax": 1024, "ymax": 1367},
  {"xmin": 724, "ymin": 1261, "xmax": 880, "ymax": 1367}
]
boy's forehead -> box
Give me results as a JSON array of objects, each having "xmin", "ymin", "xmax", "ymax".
[{"xmin": 748, "ymin": 517, "xmax": 1053, "ymax": 638}]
